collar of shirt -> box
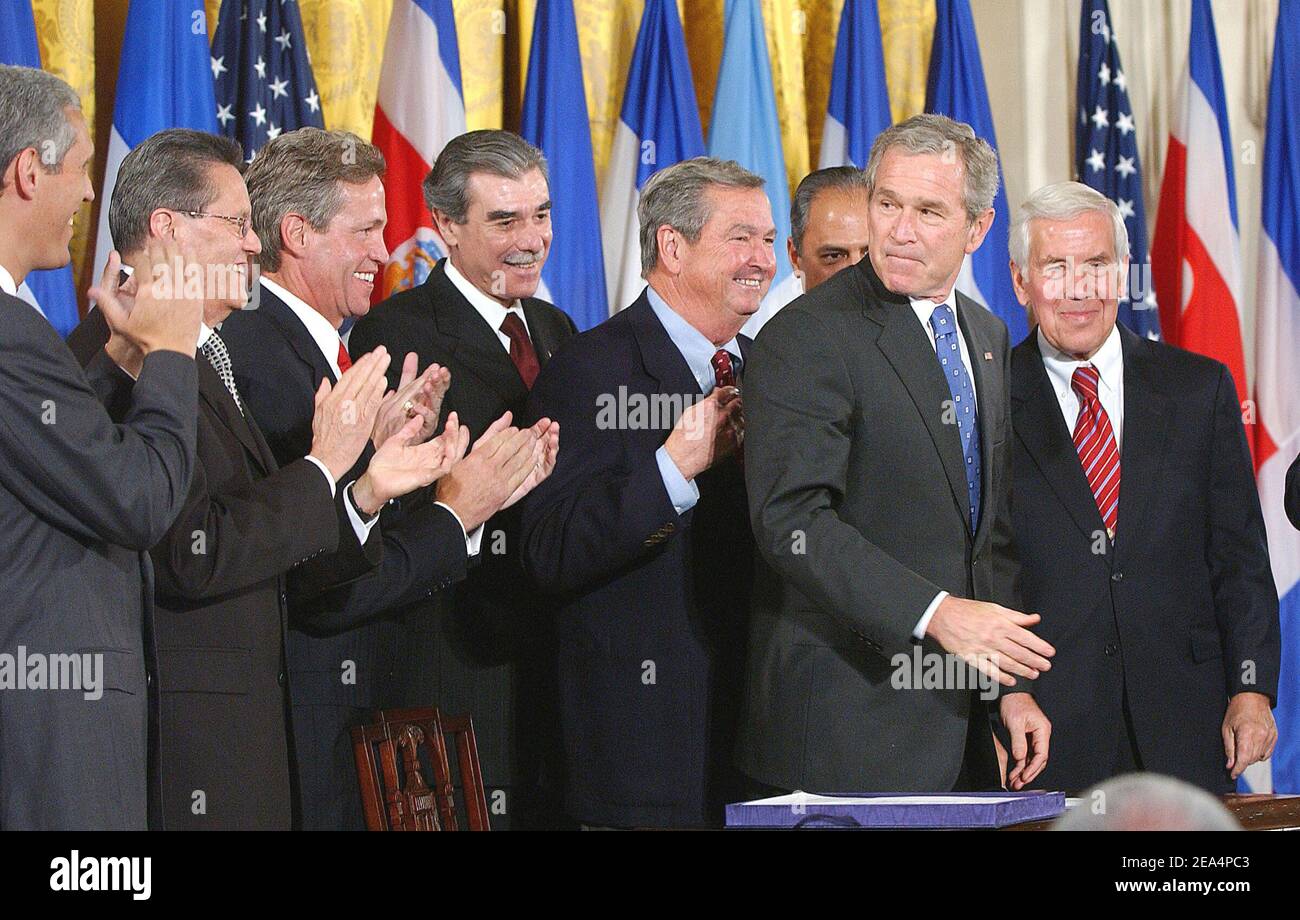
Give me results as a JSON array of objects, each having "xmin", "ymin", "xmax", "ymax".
[
  {"xmin": 260, "ymin": 276, "xmax": 347, "ymax": 378},
  {"xmin": 645, "ymin": 284, "xmax": 743, "ymax": 394},
  {"xmin": 908, "ymin": 289, "xmax": 960, "ymax": 348},
  {"xmin": 0, "ymin": 263, "xmax": 18, "ymax": 297},
  {"xmin": 1037, "ymin": 323, "xmax": 1125, "ymax": 445},
  {"xmin": 443, "ymin": 257, "xmax": 530, "ymax": 350},
  {"xmin": 198, "ymin": 322, "xmax": 215, "ymax": 351}
]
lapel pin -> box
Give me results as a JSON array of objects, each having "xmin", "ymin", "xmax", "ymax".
[{"xmin": 984, "ymin": 351, "xmax": 993, "ymax": 361}]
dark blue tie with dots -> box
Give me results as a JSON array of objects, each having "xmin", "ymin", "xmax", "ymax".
[{"xmin": 928, "ymin": 304, "xmax": 981, "ymax": 531}]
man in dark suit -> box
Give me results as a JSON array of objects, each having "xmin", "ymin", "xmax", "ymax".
[
  {"xmin": 69, "ymin": 129, "xmax": 471, "ymax": 829},
  {"xmin": 222, "ymin": 128, "xmax": 555, "ymax": 829},
  {"xmin": 1287, "ymin": 452, "xmax": 1300, "ymax": 530},
  {"xmin": 521, "ymin": 157, "xmax": 767, "ymax": 828},
  {"xmin": 0, "ymin": 66, "xmax": 200, "ymax": 829},
  {"xmin": 348, "ymin": 130, "xmax": 577, "ymax": 828},
  {"xmin": 740, "ymin": 114, "xmax": 1055, "ymax": 796},
  {"xmin": 1005, "ymin": 181, "xmax": 1279, "ymax": 794}
]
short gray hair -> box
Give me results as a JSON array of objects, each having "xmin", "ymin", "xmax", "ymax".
[
  {"xmin": 638, "ymin": 157, "xmax": 766, "ymax": 274},
  {"xmin": 244, "ymin": 128, "xmax": 386, "ymax": 272},
  {"xmin": 865, "ymin": 113, "xmax": 1000, "ymax": 223},
  {"xmin": 422, "ymin": 130, "xmax": 548, "ymax": 223},
  {"xmin": 790, "ymin": 166, "xmax": 869, "ymax": 251},
  {"xmin": 1009, "ymin": 180, "xmax": 1130, "ymax": 267},
  {"xmin": 109, "ymin": 129, "xmax": 244, "ymax": 255},
  {"xmin": 1054, "ymin": 774, "xmax": 1241, "ymax": 831},
  {"xmin": 0, "ymin": 65, "xmax": 81, "ymax": 188}
]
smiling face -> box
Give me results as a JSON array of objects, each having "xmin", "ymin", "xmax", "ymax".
[
  {"xmin": 170, "ymin": 162, "xmax": 261, "ymax": 323},
  {"xmin": 676, "ymin": 184, "xmax": 777, "ymax": 324},
  {"xmin": 435, "ymin": 167, "xmax": 551, "ymax": 305},
  {"xmin": 35, "ymin": 107, "xmax": 95, "ymax": 271},
  {"xmin": 1011, "ymin": 209, "xmax": 1124, "ymax": 360},
  {"xmin": 867, "ymin": 147, "xmax": 992, "ymax": 302},
  {"xmin": 791, "ymin": 186, "xmax": 871, "ymax": 291},
  {"xmin": 295, "ymin": 175, "xmax": 388, "ymax": 326}
]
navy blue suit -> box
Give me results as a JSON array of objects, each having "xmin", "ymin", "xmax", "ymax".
[{"xmin": 519, "ymin": 292, "xmax": 753, "ymax": 828}]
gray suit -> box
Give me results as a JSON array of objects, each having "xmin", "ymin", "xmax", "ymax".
[
  {"xmin": 0, "ymin": 292, "xmax": 196, "ymax": 829},
  {"xmin": 738, "ymin": 257, "xmax": 1019, "ymax": 793}
]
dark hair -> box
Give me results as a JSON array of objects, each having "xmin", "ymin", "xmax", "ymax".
[
  {"xmin": 422, "ymin": 129, "xmax": 548, "ymax": 222},
  {"xmin": 789, "ymin": 166, "xmax": 869, "ymax": 251},
  {"xmin": 108, "ymin": 128, "xmax": 244, "ymax": 254}
]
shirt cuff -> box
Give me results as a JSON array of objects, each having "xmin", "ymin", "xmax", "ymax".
[
  {"xmin": 435, "ymin": 501, "xmax": 484, "ymax": 557},
  {"xmin": 914, "ymin": 591, "xmax": 949, "ymax": 641},
  {"xmin": 655, "ymin": 445, "xmax": 699, "ymax": 515},
  {"xmin": 343, "ymin": 482, "xmax": 382, "ymax": 545},
  {"xmin": 303, "ymin": 455, "xmax": 337, "ymax": 498}
]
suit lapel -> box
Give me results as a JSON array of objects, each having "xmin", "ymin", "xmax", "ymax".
[
  {"xmin": 522, "ymin": 297, "xmax": 563, "ymax": 368},
  {"xmin": 860, "ymin": 262, "xmax": 970, "ymax": 530},
  {"xmin": 197, "ymin": 358, "xmax": 270, "ymax": 474},
  {"xmin": 255, "ymin": 286, "xmax": 340, "ymax": 385},
  {"xmin": 626, "ymin": 292, "xmax": 703, "ymax": 398},
  {"xmin": 427, "ymin": 261, "xmax": 529, "ymax": 405},
  {"xmin": 1112, "ymin": 326, "xmax": 1171, "ymax": 567},
  {"xmin": 1011, "ymin": 336, "xmax": 1107, "ymax": 542}
]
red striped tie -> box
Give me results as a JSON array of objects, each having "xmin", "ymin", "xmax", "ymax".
[{"xmin": 1071, "ymin": 365, "xmax": 1120, "ymax": 539}]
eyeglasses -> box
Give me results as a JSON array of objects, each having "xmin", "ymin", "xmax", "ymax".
[{"xmin": 179, "ymin": 210, "xmax": 250, "ymax": 238}]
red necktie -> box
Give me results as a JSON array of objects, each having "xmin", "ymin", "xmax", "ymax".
[
  {"xmin": 500, "ymin": 312, "xmax": 540, "ymax": 389},
  {"xmin": 337, "ymin": 340, "xmax": 352, "ymax": 374},
  {"xmin": 711, "ymin": 349, "xmax": 742, "ymax": 465},
  {"xmin": 1071, "ymin": 365, "xmax": 1120, "ymax": 539}
]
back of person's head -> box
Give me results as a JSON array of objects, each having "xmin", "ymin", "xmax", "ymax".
[{"xmin": 1054, "ymin": 773, "xmax": 1241, "ymax": 831}]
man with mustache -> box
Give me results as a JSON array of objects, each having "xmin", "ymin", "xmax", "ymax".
[
  {"xmin": 1006, "ymin": 181, "xmax": 1278, "ymax": 793},
  {"xmin": 348, "ymin": 130, "xmax": 578, "ymax": 828},
  {"xmin": 739, "ymin": 114, "xmax": 1053, "ymax": 796},
  {"xmin": 521, "ymin": 157, "xmax": 768, "ymax": 827},
  {"xmin": 0, "ymin": 64, "xmax": 200, "ymax": 830}
]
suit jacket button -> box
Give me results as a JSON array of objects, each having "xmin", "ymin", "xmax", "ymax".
[
  {"xmin": 1104, "ymin": 643, "xmax": 1117, "ymax": 657},
  {"xmin": 278, "ymin": 671, "xmax": 287, "ymax": 687},
  {"xmin": 146, "ymin": 672, "xmax": 154, "ymax": 688},
  {"xmin": 1111, "ymin": 571, "xmax": 1124, "ymax": 582},
  {"xmin": 664, "ymin": 522, "xmax": 676, "ymax": 533}
]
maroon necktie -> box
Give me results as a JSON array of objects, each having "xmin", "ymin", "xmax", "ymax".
[
  {"xmin": 500, "ymin": 312, "xmax": 540, "ymax": 389},
  {"xmin": 711, "ymin": 348, "xmax": 742, "ymax": 465},
  {"xmin": 1071, "ymin": 365, "xmax": 1120, "ymax": 539}
]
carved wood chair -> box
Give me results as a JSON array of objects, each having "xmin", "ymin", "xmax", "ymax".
[{"xmin": 351, "ymin": 706, "xmax": 490, "ymax": 831}]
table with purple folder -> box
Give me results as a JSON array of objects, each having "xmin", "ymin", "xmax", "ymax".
[{"xmin": 725, "ymin": 791, "xmax": 1067, "ymax": 829}]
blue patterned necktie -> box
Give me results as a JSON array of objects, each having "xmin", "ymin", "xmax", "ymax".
[{"xmin": 928, "ymin": 304, "xmax": 981, "ymax": 531}]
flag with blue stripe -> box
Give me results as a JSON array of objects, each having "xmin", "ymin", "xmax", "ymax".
[
  {"xmin": 520, "ymin": 0, "xmax": 606, "ymax": 331},
  {"xmin": 707, "ymin": 0, "xmax": 791, "ymax": 337},
  {"xmin": 1076, "ymin": 0, "xmax": 1160, "ymax": 340},
  {"xmin": 0, "ymin": 0, "xmax": 81, "ymax": 338},
  {"xmin": 819, "ymin": 0, "xmax": 892, "ymax": 169},
  {"xmin": 212, "ymin": 0, "xmax": 324, "ymax": 162},
  {"xmin": 93, "ymin": 0, "xmax": 218, "ymax": 282},
  {"xmin": 600, "ymin": 0, "xmax": 704, "ymax": 314},
  {"xmin": 925, "ymin": 0, "xmax": 1026, "ymax": 342}
]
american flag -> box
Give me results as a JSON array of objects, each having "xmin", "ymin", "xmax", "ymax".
[
  {"xmin": 1075, "ymin": 0, "xmax": 1161, "ymax": 340},
  {"xmin": 211, "ymin": 0, "xmax": 324, "ymax": 161}
]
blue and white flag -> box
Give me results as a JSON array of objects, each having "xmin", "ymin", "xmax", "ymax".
[
  {"xmin": 819, "ymin": 0, "xmax": 891, "ymax": 170},
  {"xmin": 1250, "ymin": 0, "xmax": 1300, "ymax": 795},
  {"xmin": 707, "ymin": 0, "xmax": 791, "ymax": 337},
  {"xmin": 925, "ymin": 0, "xmax": 1026, "ymax": 342},
  {"xmin": 1076, "ymin": 0, "xmax": 1160, "ymax": 339},
  {"xmin": 93, "ymin": 0, "xmax": 218, "ymax": 281},
  {"xmin": 211, "ymin": 0, "xmax": 324, "ymax": 162},
  {"xmin": 0, "ymin": 0, "xmax": 80, "ymax": 337},
  {"xmin": 520, "ymin": 0, "xmax": 606, "ymax": 330},
  {"xmin": 600, "ymin": 0, "xmax": 704, "ymax": 314}
]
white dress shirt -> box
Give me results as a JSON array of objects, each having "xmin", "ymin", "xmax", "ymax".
[
  {"xmin": 258, "ymin": 276, "xmax": 482, "ymax": 556},
  {"xmin": 0, "ymin": 263, "xmax": 17, "ymax": 297},
  {"xmin": 1037, "ymin": 324, "xmax": 1124, "ymax": 449},
  {"xmin": 907, "ymin": 290, "xmax": 981, "ymax": 640},
  {"xmin": 443, "ymin": 257, "xmax": 532, "ymax": 351}
]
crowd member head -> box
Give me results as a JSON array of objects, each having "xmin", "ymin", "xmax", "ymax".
[
  {"xmin": 864, "ymin": 113, "xmax": 999, "ymax": 302},
  {"xmin": 108, "ymin": 128, "xmax": 258, "ymax": 327},
  {"xmin": 424, "ymin": 129, "xmax": 552, "ymax": 306},
  {"xmin": 245, "ymin": 127, "xmax": 388, "ymax": 328},
  {"xmin": 639, "ymin": 156, "xmax": 776, "ymax": 344},
  {"xmin": 788, "ymin": 166, "xmax": 871, "ymax": 291},
  {"xmin": 1010, "ymin": 180, "xmax": 1129, "ymax": 361},
  {"xmin": 0, "ymin": 65, "xmax": 95, "ymax": 281},
  {"xmin": 1055, "ymin": 774, "xmax": 1241, "ymax": 831}
]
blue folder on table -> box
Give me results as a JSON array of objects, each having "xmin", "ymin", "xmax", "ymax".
[{"xmin": 725, "ymin": 791, "xmax": 1066, "ymax": 829}]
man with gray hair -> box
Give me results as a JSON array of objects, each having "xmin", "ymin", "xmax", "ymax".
[
  {"xmin": 349, "ymin": 129, "xmax": 578, "ymax": 828},
  {"xmin": 221, "ymin": 127, "xmax": 555, "ymax": 829},
  {"xmin": 739, "ymin": 113, "xmax": 1054, "ymax": 797},
  {"xmin": 1055, "ymin": 773, "xmax": 1241, "ymax": 830},
  {"xmin": 521, "ymin": 156, "xmax": 774, "ymax": 827},
  {"xmin": 745, "ymin": 166, "xmax": 871, "ymax": 335},
  {"xmin": 1007, "ymin": 180, "xmax": 1278, "ymax": 795},
  {"xmin": 0, "ymin": 65, "xmax": 200, "ymax": 829}
]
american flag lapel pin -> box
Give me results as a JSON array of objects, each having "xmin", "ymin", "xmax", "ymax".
[{"xmin": 983, "ymin": 351, "xmax": 993, "ymax": 361}]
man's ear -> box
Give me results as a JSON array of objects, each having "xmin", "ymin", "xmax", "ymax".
[
  {"xmin": 7, "ymin": 147, "xmax": 42, "ymax": 200},
  {"xmin": 148, "ymin": 208, "xmax": 177, "ymax": 241},
  {"xmin": 278, "ymin": 212, "xmax": 310, "ymax": 259},
  {"xmin": 431, "ymin": 208, "xmax": 459, "ymax": 249},
  {"xmin": 1009, "ymin": 259, "xmax": 1031, "ymax": 306},
  {"xmin": 787, "ymin": 237, "xmax": 802, "ymax": 277},
  {"xmin": 965, "ymin": 207, "xmax": 995, "ymax": 254},
  {"xmin": 656, "ymin": 225, "xmax": 683, "ymax": 274}
]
